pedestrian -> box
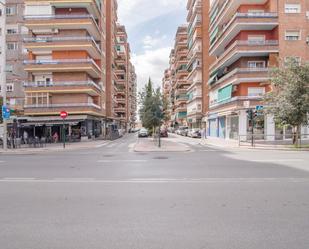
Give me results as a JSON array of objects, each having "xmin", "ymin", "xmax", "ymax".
[
  {"xmin": 53, "ymin": 132, "xmax": 59, "ymax": 143},
  {"xmin": 23, "ymin": 130, "xmax": 28, "ymax": 144}
]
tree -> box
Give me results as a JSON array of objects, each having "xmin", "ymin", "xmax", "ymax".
[
  {"xmin": 139, "ymin": 78, "xmax": 165, "ymax": 132},
  {"xmin": 265, "ymin": 59, "xmax": 309, "ymax": 145}
]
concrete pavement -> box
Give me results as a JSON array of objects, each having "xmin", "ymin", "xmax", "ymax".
[{"xmin": 0, "ymin": 134, "xmax": 309, "ymax": 249}]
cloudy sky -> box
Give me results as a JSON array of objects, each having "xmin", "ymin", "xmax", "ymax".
[{"xmin": 117, "ymin": 0, "xmax": 187, "ymax": 91}]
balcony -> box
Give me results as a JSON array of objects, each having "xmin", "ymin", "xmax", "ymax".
[
  {"xmin": 24, "ymin": 0, "xmax": 102, "ymax": 19},
  {"xmin": 24, "ymin": 36, "xmax": 101, "ymax": 59},
  {"xmin": 210, "ymin": 12, "xmax": 278, "ymax": 56},
  {"xmin": 209, "ymin": 67, "xmax": 270, "ymax": 88},
  {"xmin": 114, "ymin": 107, "xmax": 126, "ymax": 113},
  {"xmin": 210, "ymin": 40, "xmax": 279, "ymax": 74},
  {"xmin": 24, "ymin": 81, "xmax": 102, "ymax": 96},
  {"xmin": 24, "ymin": 14, "xmax": 101, "ymax": 40},
  {"xmin": 23, "ymin": 59, "xmax": 102, "ymax": 78},
  {"xmin": 24, "ymin": 103, "xmax": 102, "ymax": 116},
  {"xmin": 209, "ymin": 95, "xmax": 263, "ymax": 110},
  {"xmin": 210, "ymin": 0, "xmax": 273, "ymax": 34}
]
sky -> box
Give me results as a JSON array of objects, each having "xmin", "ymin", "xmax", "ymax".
[{"xmin": 117, "ymin": 0, "xmax": 187, "ymax": 91}]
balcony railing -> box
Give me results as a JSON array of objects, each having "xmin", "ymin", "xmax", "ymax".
[
  {"xmin": 210, "ymin": 67, "xmax": 270, "ymax": 86},
  {"xmin": 210, "ymin": 95, "xmax": 263, "ymax": 108},
  {"xmin": 210, "ymin": 12, "xmax": 278, "ymax": 49},
  {"xmin": 23, "ymin": 81, "xmax": 102, "ymax": 91},
  {"xmin": 24, "ymin": 14, "xmax": 100, "ymax": 33},
  {"xmin": 23, "ymin": 36, "xmax": 101, "ymax": 52},
  {"xmin": 23, "ymin": 58, "xmax": 101, "ymax": 71},
  {"xmin": 24, "ymin": 103, "xmax": 101, "ymax": 109}
]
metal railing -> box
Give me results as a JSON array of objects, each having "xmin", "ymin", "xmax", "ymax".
[
  {"xmin": 239, "ymin": 133, "xmax": 309, "ymax": 147},
  {"xmin": 210, "ymin": 12, "xmax": 278, "ymax": 50},
  {"xmin": 24, "ymin": 103, "xmax": 101, "ymax": 109},
  {"xmin": 23, "ymin": 81, "xmax": 102, "ymax": 90},
  {"xmin": 209, "ymin": 95, "xmax": 263, "ymax": 109},
  {"xmin": 23, "ymin": 58, "xmax": 101, "ymax": 71},
  {"xmin": 24, "ymin": 14, "xmax": 100, "ymax": 32},
  {"xmin": 211, "ymin": 67, "xmax": 269, "ymax": 87},
  {"xmin": 23, "ymin": 36, "xmax": 101, "ymax": 51}
]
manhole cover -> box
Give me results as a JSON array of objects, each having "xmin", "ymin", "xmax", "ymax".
[{"xmin": 153, "ymin": 156, "xmax": 169, "ymax": 160}]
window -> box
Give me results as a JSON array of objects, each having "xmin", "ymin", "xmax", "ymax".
[
  {"xmin": 285, "ymin": 30, "xmax": 300, "ymax": 40},
  {"xmin": 6, "ymin": 83, "xmax": 14, "ymax": 92},
  {"xmin": 5, "ymin": 65, "xmax": 13, "ymax": 72},
  {"xmin": 285, "ymin": 4, "xmax": 301, "ymax": 13},
  {"xmin": 7, "ymin": 42, "xmax": 17, "ymax": 50},
  {"xmin": 7, "ymin": 28, "xmax": 18, "ymax": 34},
  {"xmin": 6, "ymin": 6, "xmax": 16, "ymax": 16},
  {"xmin": 284, "ymin": 56, "xmax": 301, "ymax": 65},
  {"xmin": 248, "ymin": 61, "xmax": 266, "ymax": 68},
  {"xmin": 248, "ymin": 87, "xmax": 265, "ymax": 97}
]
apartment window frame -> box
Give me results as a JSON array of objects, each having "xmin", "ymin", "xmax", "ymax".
[
  {"xmin": 6, "ymin": 5, "xmax": 16, "ymax": 16},
  {"xmin": 248, "ymin": 87, "xmax": 265, "ymax": 97},
  {"xmin": 6, "ymin": 28, "xmax": 18, "ymax": 35},
  {"xmin": 7, "ymin": 42, "xmax": 18, "ymax": 50},
  {"xmin": 6, "ymin": 83, "xmax": 14, "ymax": 92},
  {"xmin": 284, "ymin": 4, "xmax": 301, "ymax": 14},
  {"xmin": 248, "ymin": 61, "xmax": 266, "ymax": 68},
  {"xmin": 285, "ymin": 30, "xmax": 301, "ymax": 41}
]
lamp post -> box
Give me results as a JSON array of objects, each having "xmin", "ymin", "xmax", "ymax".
[{"xmin": 0, "ymin": 0, "xmax": 7, "ymax": 150}]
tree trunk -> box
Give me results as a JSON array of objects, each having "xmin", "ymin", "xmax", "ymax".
[{"xmin": 293, "ymin": 125, "xmax": 301, "ymax": 147}]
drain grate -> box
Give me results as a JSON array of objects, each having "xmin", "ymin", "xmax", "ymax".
[{"xmin": 153, "ymin": 156, "xmax": 169, "ymax": 160}]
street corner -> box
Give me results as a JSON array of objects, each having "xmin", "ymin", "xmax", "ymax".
[{"xmin": 133, "ymin": 137, "xmax": 191, "ymax": 153}]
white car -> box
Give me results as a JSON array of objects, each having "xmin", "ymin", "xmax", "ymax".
[{"xmin": 138, "ymin": 128, "xmax": 149, "ymax": 138}]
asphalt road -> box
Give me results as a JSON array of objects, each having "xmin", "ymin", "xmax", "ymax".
[{"xmin": 0, "ymin": 134, "xmax": 309, "ymax": 249}]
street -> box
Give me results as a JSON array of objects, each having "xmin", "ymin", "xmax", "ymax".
[{"xmin": 0, "ymin": 134, "xmax": 309, "ymax": 249}]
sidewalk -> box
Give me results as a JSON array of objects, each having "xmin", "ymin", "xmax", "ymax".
[
  {"xmin": 134, "ymin": 137, "xmax": 191, "ymax": 152},
  {"xmin": 200, "ymin": 136, "xmax": 309, "ymax": 151},
  {"xmin": 0, "ymin": 140, "xmax": 109, "ymax": 154}
]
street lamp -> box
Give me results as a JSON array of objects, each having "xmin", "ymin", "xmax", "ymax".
[{"xmin": 0, "ymin": 0, "xmax": 7, "ymax": 150}]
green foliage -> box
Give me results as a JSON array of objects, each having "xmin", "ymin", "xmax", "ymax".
[
  {"xmin": 265, "ymin": 58, "xmax": 309, "ymax": 144},
  {"xmin": 139, "ymin": 78, "xmax": 165, "ymax": 130}
]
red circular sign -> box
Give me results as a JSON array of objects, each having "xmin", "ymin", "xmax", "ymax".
[{"xmin": 60, "ymin": 111, "xmax": 68, "ymax": 119}]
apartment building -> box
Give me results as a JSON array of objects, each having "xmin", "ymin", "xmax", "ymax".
[
  {"xmin": 173, "ymin": 25, "xmax": 190, "ymax": 126},
  {"xmin": 186, "ymin": 0, "xmax": 203, "ymax": 128},
  {"xmin": 105, "ymin": 0, "xmax": 117, "ymax": 125},
  {"xmin": 114, "ymin": 24, "xmax": 129, "ymax": 129},
  {"xmin": 207, "ymin": 0, "xmax": 309, "ymax": 140},
  {"xmin": 22, "ymin": 0, "xmax": 106, "ymax": 139},
  {"xmin": 128, "ymin": 62, "xmax": 137, "ymax": 128},
  {"xmin": 162, "ymin": 68, "xmax": 172, "ymax": 126},
  {"xmin": 0, "ymin": 2, "xmax": 5, "ymax": 105},
  {"xmin": 0, "ymin": 0, "xmax": 27, "ymax": 115}
]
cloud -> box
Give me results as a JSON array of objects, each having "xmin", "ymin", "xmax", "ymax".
[
  {"xmin": 131, "ymin": 46, "xmax": 172, "ymax": 91},
  {"xmin": 117, "ymin": 0, "xmax": 186, "ymax": 29}
]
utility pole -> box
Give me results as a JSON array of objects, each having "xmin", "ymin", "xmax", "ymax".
[{"xmin": 0, "ymin": 0, "xmax": 7, "ymax": 150}]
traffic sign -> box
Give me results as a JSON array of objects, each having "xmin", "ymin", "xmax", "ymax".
[
  {"xmin": 60, "ymin": 111, "xmax": 68, "ymax": 119},
  {"xmin": 256, "ymin": 105, "xmax": 264, "ymax": 111},
  {"xmin": 2, "ymin": 105, "xmax": 11, "ymax": 120}
]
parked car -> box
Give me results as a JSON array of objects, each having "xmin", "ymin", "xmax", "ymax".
[
  {"xmin": 167, "ymin": 127, "xmax": 175, "ymax": 133},
  {"xmin": 160, "ymin": 128, "xmax": 168, "ymax": 138},
  {"xmin": 180, "ymin": 127, "xmax": 189, "ymax": 136},
  {"xmin": 138, "ymin": 128, "xmax": 149, "ymax": 138},
  {"xmin": 188, "ymin": 128, "xmax": 201, "ymax": 138}
]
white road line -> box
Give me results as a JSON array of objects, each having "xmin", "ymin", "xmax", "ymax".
[
  {"xmin": 249, "ymin": 159, "xmax": 305, "ymax": 163},
  {"xmin": 0, "ymin": 177, "xmax": 308, "ymax": 183},
  {"xmin": 97, "ymin": 160, "xmax": 148, "ymax": 163},
  {"xmin": 95, "ymin": 142, "xmax": 109, "ymax": 148}
]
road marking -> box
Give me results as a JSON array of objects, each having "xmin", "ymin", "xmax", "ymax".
[
  {"xmin": 249, "ymin": 159, "xmax": 305, "ymax": 163},
  {"xmin": 201, "ymin": 149, "xmax": 219, "ymax": 152},
  {"xmin": 97, "ymin": 160, "xmax": 148, "ymax": 163},
  {"xmin": 95, "ymin": 142, "xmax": 109, "ymax": 148},
  {"xmin": 107, "ymin": 143, "xmax": 116, "ymax": 148},
  {"xmin": 0, "ymin": 177, "xmax": 308, "ymax": 183}
]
